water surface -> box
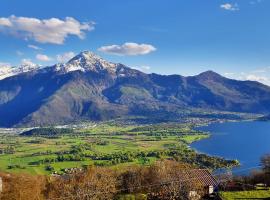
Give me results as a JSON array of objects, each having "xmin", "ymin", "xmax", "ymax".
[{"xmin": 191, "ymin": 121, "xmax": 270, "ymax": 174}]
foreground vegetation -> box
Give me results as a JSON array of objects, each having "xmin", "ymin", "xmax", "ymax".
[
  {"xmin": 0, "ymin": 122, "xmax": 238, "ymax": 175},
  {"xmin": 220, "ymin": 189, "xmax": 270, "ymax": 200},
  {"xmin": 0, "ymin": 160, "xmax": 204, "ymax": 200},
  {"xmin": 220, "ymin": 154, "xmax": 270, "ymax": 199},
  {"xmin": 0, "ymin": 156, "xmax": 270, "ymax": 200},
  {"xmin": 1, "ymin": 123, "xmax": 270, "ymax": 199},
  {"xmin": 1, "ymin": 155, "xmax": 270, "ymax": 200}
]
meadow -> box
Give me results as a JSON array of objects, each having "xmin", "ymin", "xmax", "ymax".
[
  {"xmin": 0, "ymin": 122, "xmax": 238, "ymax": 175},
  {"xmin": 220, "ymin": 188, "xmax": 270, "ymax": 199}
]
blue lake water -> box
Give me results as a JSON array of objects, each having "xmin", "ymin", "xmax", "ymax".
[{"xmin": 190, "ymin": 121, "xmax": 270, "ymax": 174}]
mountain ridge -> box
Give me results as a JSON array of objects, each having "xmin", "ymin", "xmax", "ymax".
[{"xmin": 0, "ymin": 51, "xmax": 270, "ymax": 127}]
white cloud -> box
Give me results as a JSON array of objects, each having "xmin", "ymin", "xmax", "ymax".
[
  {"xmin": 36, "ymin": 54, "xmax": 52, "ymax": 62},
  {"xmin": 244, "ymin": 74, "xmax": 270, "ymax": 85},
  {"xmin": 0, "ymin": 62, "xmax": 11, "ymax": 68},
  {"xmin": 0, "ymin": 18, "xmax": 11, "ymax": 26},
  {"xmin": 224, "ymin": 72, "xmax": 235, "ymax": 76},
  {"xmin": 239, "ymin": 72, "xmax": 270, "ymax": 85},
  {"xmin": 246, "ymin": 74, "xmax": 268, "ymax": 82},
  {"xmin": 0, "ymin": 63, "xmax": 13, "ymax": 79},
  {"xmin": 28, "ymin": 44, "xmax": 42, "ymax": 50},
  {"xmin": 21, "ymin": 58, "xmax": 36, "ymax": 67},
  {"xmin": 56, "ymin": 51, "xmax": 75, "ymax": 63},
  {"xmin": 98, "ymin": 42, "xmax": 156, "ymax": 56},
  {"xmin": 0, "ymin": 15, "xmax": 95, "ymax": 44},
  {"xmin": 223, "ymin": 67, "xmax": 270, "ymax": 86},
  {"xmin": 141, "ymin": 65, "xmax": 151, "ymax": 70},
  {"xmin": 220, "ymin": 3, "xmax": 239, "ymax": 11}
]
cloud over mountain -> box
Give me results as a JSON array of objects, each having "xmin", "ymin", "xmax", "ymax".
[
  {"xmin": 56, "ymin": 51, "xmax": 76, "ymax": 63},
  {"xmin": 0, "ymin": 62, "xmax": 11, "ymax": 68},
  {"xmin": 0, "ymin": 15, "xmax": 95, "ymax": 44},
  {"xmin": 98, "ymin": 42, "xmax": 156, "ymax": 56},
  {"xmin": 36, "ymin": 54, "xmax": 52, "ymax": 62},
  {"xmin": 21, "ymin": 58, "xmax": 36, "ymax": 67}
]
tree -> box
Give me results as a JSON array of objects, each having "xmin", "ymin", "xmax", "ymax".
[
  {"xmin": 0, "ymin": 173, "xmax": 46, "ymax": 200},
  {"xmin": 46, "ymin": 167, "xmax": 117, "ymax": 200},
  {"xmin": 119, "ymin": 160, "xmax": 202, "ymax": 200},
  {"xmin": 146, "ymin": 160, "xmax": 202, "ymax": 200},
  {"xmin": 261, "ymin": 154, "xmax": 270, "ymax": 186}
]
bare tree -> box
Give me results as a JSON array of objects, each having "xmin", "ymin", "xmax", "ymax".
[
  {"xmin": 261, "ymin": 154, "xmax": 270, "ymax": 186},
  {"xmin": 46, "ymin": 167, "xmax": 117, "ymax": 200},
  {"xmin": 0, "ymin": 173, "xmax": 46, "ymax": 200}
]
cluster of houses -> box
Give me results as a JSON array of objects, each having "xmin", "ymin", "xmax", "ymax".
[{"xmin": 51, "ymin": 167, "xmax": 84, "ymax": 178}]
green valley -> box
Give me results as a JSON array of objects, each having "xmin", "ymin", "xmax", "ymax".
[{"xmin": 0, "ymin": 122, "xmax": 238, "ymax": 175}]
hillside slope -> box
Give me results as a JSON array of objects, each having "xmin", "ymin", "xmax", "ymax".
[{"xmin": 0, "ymin": 51, "xmax": 270, "ymax": 127}]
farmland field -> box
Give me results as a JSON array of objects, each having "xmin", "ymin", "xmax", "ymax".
[{"xmin": 0, "ymin": 122, "xmax": 238, "ymax": 175}]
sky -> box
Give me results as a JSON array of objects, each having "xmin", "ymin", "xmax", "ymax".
[{"xmin": 0, "ymin": 0, "xmax": 270, "ymax": 85}]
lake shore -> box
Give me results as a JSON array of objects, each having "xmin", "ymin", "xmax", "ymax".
[{"xmin": 191, "ymin": 120, "xmax": 270, "ymax": 174}]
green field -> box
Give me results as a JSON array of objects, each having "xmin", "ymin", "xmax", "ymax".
[
  {"xmin": 0, "ymin": 122, "xmax": 238, "ymax": 175},
  {"xmin": 220, "ymin": 188, "xmax": 270, "ymax": 199}
]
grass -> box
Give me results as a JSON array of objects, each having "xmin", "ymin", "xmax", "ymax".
[
  {"xmin": 220, "ymin": 188, "xmax": 270, "ymax": 200},
  {"xmin": 0, "ymin": 122, "xmax": 223, "ymax": 175},
  {"xmin": 116, "ymin": 193, "xmax": 147, "ymax": 200},
  {"xmin": 179, "ymin": 134, "xmax": 209, "ymax": 144}
]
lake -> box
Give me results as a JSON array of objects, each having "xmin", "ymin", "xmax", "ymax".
[{"xmin": 191, "ymin": 121, "xmax": 270, "ymax": 174}]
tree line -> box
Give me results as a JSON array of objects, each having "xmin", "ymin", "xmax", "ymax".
[
  {"xmin": 1, "ymin": 155, "xmax": 270, "ymax": 199},
  {"xmin": 0, "ymin": 160, "xmax": 203, "ymax": 200}
]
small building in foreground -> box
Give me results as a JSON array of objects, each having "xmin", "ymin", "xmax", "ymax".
[{"xmin": 180, "ymin": 169, "xmax": 219, "ymax": 199}]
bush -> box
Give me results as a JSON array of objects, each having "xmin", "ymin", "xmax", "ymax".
[
  {"xmin": 21, "ymin": 127, "xmax": 74, "ymax": 137},
  {"xmin": 45, "ymin": 165, "xmax": 54, "ymax": 171}
]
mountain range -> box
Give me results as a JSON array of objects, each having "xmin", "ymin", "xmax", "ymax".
[{"xmin": 0, "ymin": 51, "xmax": 270, "ymax": 127}]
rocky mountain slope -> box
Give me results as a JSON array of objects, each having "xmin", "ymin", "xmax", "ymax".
[{"xmin": 0, "ymin": 51, "xmax": 270, "ymax": 127}]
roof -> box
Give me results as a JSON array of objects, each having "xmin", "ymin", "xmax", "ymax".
[{"xmin": 179, "ymin": 169, "xmax": 218, "ymax": 187}]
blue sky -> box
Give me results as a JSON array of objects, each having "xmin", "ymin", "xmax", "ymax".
[{"xmin": 0, "ymin": 0, "xmax": 270, "ymax": 84}]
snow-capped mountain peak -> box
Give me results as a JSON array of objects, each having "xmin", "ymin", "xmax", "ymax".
[
  {"xmin": 58, "ymin": 51, "xmax": 117, "ymax": 73},
  {"xmin": 0, "ymin": 51, "xmax": 118, "ymax": 80},
  {"xmin": 0, "ymin": 63, "xmax": 40, "ymax": 80},
  {"xmin": 19, "ymin": 63, "xmax": 39, "ymax": 72}
]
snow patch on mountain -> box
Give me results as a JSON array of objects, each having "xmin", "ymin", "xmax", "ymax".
[
  {"xmin": 0, "ymin": 51, "xmax": 119, "ymax": 80},
  {"xmin": 0, "ymin": 63, "xmax": 40, "ymax": 80},
  {"xmin": 57, "ymin": 51, "xmax": 117, "ymax": 73}
]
